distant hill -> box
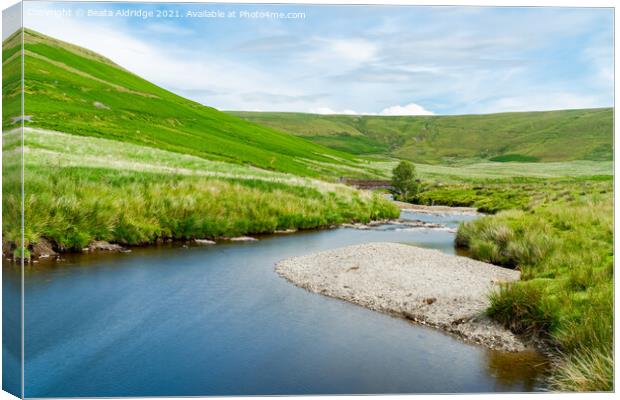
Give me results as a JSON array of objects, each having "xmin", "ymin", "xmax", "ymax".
[
  {"xmin": 231, "ymin": 108, "xmax": 613, "ymax": 164},
  {"xmin": 3, "ymin": 29, "xmax": 612, "ymax": 172},
  {"xmin": 2, "ymin": 29, "xmax": 375, "ymax": 178}
]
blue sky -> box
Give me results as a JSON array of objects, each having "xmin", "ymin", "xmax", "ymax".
[{"xmin": 23, "ymin": 2, "xmax": 613, "ymax": 115}]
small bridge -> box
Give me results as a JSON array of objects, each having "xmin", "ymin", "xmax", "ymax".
[{"xmin": 339, "ymin": 178, "xmax": 393, "ymax": 190}]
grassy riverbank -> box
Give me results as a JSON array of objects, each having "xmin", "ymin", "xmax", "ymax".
[
  {"xmin": 454, "ymin": 181, "xmax": 613, "ymax": 391},
  {"xmin": 18, "ymin": 167, "xmax": 395, "ymax": 251},
  {"xmin": 2, "ymin": 129, "xmax": 398, "ymax": 255}
]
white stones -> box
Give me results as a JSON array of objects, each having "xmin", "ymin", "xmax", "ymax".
[
  {"xmin": 194, "ymin": 239, "xmax": 216, "ymax": 245},
  {"xmin": 229, "ymin": 236, "xmax": 258, "ymax": 242}
]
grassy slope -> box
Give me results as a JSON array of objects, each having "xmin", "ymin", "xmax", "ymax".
[
  {"xmin": 2, "ymin": 29, "xmax": 384, "ymax": 180},
  {"xmin": 232, "ymin": 109, "xmax": 613, "ymax": 164}
]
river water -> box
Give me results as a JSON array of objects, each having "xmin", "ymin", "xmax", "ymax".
[{"xmin": 6, "ymin": 210, "xmax": 547, "ymax": 397}]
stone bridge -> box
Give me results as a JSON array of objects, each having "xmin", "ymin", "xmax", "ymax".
[{"xmin": 339, "ymin": 178, "xmax": 393, "ymax": 190}]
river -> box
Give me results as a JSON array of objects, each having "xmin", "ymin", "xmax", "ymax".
[{"xmin": 4, "ymin": 210, "xmax": 547, "ymax": 397}]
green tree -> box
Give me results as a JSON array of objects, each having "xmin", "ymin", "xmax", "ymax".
[{"xmin": 391, "ymin": 161, "xmax": 419, "ymax": 202}]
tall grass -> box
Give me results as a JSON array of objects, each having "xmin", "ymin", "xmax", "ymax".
[
  {"xmin": 456, "ymin": 189, "xmax": 613, "ymax": 391},
  {"xmin": 2, "ymin": 163, "xmax": 398, "ymax": 253},
  {"xmin": 0, "ymin": 128, "xmax": 399, "ymax": 254},
  {"xmin": 548, "ymin": 347, "xmax": 614, "ymax": 392}
]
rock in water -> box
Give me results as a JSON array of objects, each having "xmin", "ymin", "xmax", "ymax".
[
  {"xmin": 274, "ymin": 229, "xmax": 297, "ymax": 234},
  {"xmin": 32, "ymin": 239, "xmax": 57, "ymax": 259},
  {"xmin": 229, "ymin": 236, "xmax": 258, "ymax": 242},
  {"xmin": 194, "ymin": 239, "xmax": 216, "ymax": 245},
  {"xmin": 87, "ymin": 241, "xmax": 126, "ymax": 252}
]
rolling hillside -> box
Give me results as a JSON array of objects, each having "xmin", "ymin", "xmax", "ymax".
[
  {"xmin": 2, "ymin": 29, "xmax": 381, "ymax": 179},
  {"xmin": 5, "ymin": 29, "xmax": 611, "ymax": 173},
  {"xmin": 231, "ymin": 108, "xmax": 613, "ymax": 164}
]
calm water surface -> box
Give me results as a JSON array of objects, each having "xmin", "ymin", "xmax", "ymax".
[{"xmin": 7, "ymin": 211, "xmax": 547, "ymax": 397}]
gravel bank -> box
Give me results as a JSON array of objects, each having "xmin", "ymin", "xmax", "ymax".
[
  {"xmin": 394, "ymin": 201, "xmax": 478, "ymax": 214},
  {"xmin": 276, "ymin": 242, "xmax": 526, "ymax": 351}
]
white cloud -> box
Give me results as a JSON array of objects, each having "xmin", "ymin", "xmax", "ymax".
[
  {"xmin": 308, "ymin": 102, "xmax": 435, "ymax": 116},
  {"xmin": 327, "ymin": 38, "xmax": 377, "ymax": 63},
  {"xmin": 380, "ymin": 103, "xmax": 435, "ymax": 116},
  {"xmin": 300, "ymin": 38, "xmax": 378, "ymax": 72},
  {"xmin": 581, "ymin": 40, "xmax": 613, "ymax": 89}
]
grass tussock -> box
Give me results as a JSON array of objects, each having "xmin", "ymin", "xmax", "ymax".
[
  {"xmin": 548, "ymin": 347, "xmax": 614, "ymax": 392},
  {"xmin": 456, "ymin": 209, "xmax": 555, "ymax": 267},
  {"xmin": 456, "ymin": 188, "xmax": 613, "ymax": 391},
  {"xmin": 487, "ymin": 283, "xmax": 558, "ymax": 338}
]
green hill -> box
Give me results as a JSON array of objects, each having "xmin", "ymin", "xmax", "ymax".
[
  {"xmin": 5, "ymin": 29, "xmax": 611, "ymax": 173},
  {"xmin": 231, "ymin": 108, "xmax": 613, "ymax": 164},
  {"xmin": 2, "ymin": 29, "xmax": 379, "ymax": 179}
]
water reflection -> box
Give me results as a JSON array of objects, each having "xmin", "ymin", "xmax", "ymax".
[{"xmin": 485, "ymin": 349, "xmax": 550, "ymax": 391}]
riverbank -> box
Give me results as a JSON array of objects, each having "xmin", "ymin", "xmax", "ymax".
[
  {"xmin": 2, "ymin": 151, "xmax": 399, "ymax": 258},
  {"xmin": 399, "ymin": 175, "xmax": 613, "ymax": 391},
  {"xmin": 8, "ymin": 207, "xmax": 464, "ymax": 262},
  {"xmin": 454, "ymin": 189, "xmax": 613, "ymax": 391},
  {"xmin": 394, "ymin": 201, "xmax": 478, "ymax": 214},
  {"xmin": 3, "ymin": 213, "xmax": 400, "ymax": 262},
  {"xmin": 276, "ymin": 242, "xmax": 528, "ymax": 352}
]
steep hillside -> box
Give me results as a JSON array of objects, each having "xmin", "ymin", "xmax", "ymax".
[
  {"xmin": 231, "ymin": 108, "xmax": 613, "ymax": 164},
  {"xmin": 2, "ymin": 29, "xmax": 379, "ymax": 179}
]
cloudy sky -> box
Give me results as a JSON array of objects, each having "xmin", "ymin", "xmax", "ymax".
[{"xmin": 23, "ymin": 2, "xmax": 613, "ymax": 115}]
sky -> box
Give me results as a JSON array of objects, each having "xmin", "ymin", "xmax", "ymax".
[{"xmin": 20, "ymin": 1, "xmax": 614, "ymax": 116}]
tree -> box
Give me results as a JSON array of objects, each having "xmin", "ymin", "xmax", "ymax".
[{"xmin": 391, "ymin": 161, "xmax": 419, "ymax": 202}]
